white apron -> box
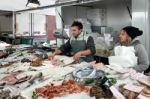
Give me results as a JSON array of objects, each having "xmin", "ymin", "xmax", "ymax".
[{"xmin": 109, "ymin": 46, "xmax": 138, "ymax": 68}]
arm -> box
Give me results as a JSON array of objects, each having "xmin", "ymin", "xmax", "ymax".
[
  {"xmin": 80, "ymin": 49, "xmax": 92, "ymax": 56},
  {"xmin": 59, "ymin": 39, "xmax": 71, "ymax": 54},
  {"xmin": 132, "ymin": 44, "xmax": 149, "ymax": 72},
  {"xmin": 49, "ymin": 39, "xmax": 71, "ymax": 60},
  {"xmin": 74, "ymin": 36, "xmax": 96, "ymax": 61},
  {"xmin": 86, "ymin": 36, "xmax": 96, "ymax": 55},
  {"xmin": 52, "ymin": 50, "xmax": 62, "ymax": 56}
]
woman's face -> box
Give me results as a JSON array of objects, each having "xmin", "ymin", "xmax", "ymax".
[{"xmin": 119, "ymin": 30, "xmax": 129, "ymax": 43}]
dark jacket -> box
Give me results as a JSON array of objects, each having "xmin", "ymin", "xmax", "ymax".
[{"xmin": 59, "ymin": 36, "xmax": 96, "ymax": 56}]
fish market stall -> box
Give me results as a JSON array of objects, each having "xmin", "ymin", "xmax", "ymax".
[
  {"xmin": 0, "ymin": 0, "xmax": 149, "ymax": 98},
  {"xmin": 0, "ymin": 45, "xmax": 149, "ymax": 99}
]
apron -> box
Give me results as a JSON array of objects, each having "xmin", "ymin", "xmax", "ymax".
[
  {"xmin": 109, "ymin": 46, "xmax": 138, "ymax": 68},
  {"xmin": 70, "ymin": 32, "xmax": 93, "ymax": 62}
]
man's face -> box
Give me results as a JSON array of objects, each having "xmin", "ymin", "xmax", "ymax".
[
  {"xmin": 71, "ymin": 26, "xmax": 82, "ymax": 37},
  {"xmin": 119, "ymin": 30, "xmax": 129, "ymax": 43}
]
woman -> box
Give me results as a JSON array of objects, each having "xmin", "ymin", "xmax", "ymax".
[{"xmin": 110, "ymin": 26, "xmax": 149, "ymax": 73}]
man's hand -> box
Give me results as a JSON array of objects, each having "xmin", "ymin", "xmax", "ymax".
[
  {"xmin": 48, "ymin": 50, "xmax": 62, "ymax": 60},
  {"xmin": 73, "ymin": 51, "xmax": 83, "ymax": 61},
  {"xmin": 48, "ymin": 54, "xmax": 55, "ymax": 60}
]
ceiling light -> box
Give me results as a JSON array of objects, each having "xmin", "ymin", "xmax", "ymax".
[{"xmin": 26, "ymin": 0, "xmax": 40, "ymax": 8}]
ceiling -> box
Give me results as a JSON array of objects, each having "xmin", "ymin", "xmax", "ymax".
[
  {"xmin": 0, "ymin": 0, "xmax": 104, "ymax": 11},
  {"xmin": 0, "ymin": 0, "xmax": 56, "ymax": 11},
  {"xmin": 0, "ymin": 0, "xmax": 131, "ymax": 15},
  {"xmin": 75, "ymin": 0, "xmax": 131, "ymax": 8}
]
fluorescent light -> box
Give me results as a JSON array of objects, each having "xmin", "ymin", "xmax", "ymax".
[
  {"xmin": 27, "ymin": 3, "xmax": 40, "ymax": 8},
  {"xmin": 26, "ymin": 0, "xmax": 40, "ymax": 8}
]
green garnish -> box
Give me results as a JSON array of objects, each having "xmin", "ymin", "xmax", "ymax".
[{"xmin": 32, "ymin": 91, "xmax": 37, "ymax": 99}]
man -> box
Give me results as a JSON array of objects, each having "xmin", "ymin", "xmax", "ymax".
[{"xmin": 49, "ymin": 21, "xmax": 96, "ymax": 62}]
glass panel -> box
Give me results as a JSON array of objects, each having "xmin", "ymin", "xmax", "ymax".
[
  {"xmin": 16, "ymin": 12, "xmax": 30, "ymax": 36},
  {"xmin": 31, "ymin": 7, "xmax": 58, "ymax": 40},
  {"xmin": 32, "ymin": 14, "xmax": 46, "ymax": 36}
]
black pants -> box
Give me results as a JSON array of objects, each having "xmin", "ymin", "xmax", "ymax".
[
  {"xmin": 94, "ymin": 55, "xmax": 109, "ymax": 65},
  {"xmin": 144, "ymin": 65, "xmax": 150, "ymax": 74}
]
